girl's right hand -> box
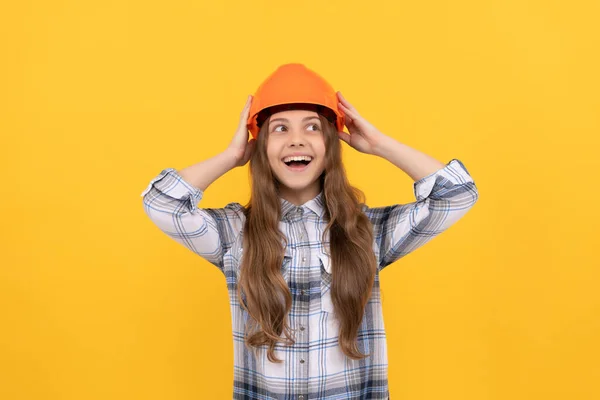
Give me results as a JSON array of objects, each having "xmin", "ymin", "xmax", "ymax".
[{"xmin": 227, "ymin": 95, "xmax": 256, "ymax": 168}]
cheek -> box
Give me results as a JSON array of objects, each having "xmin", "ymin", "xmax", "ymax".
[
  {"xmin": 316, "ymin": 143, "xmax": 327, "ymax": 162},
  {"xmin": 267, "ymin": 152, "xmax": 284, "ymax": 170},
  {"xmin": 316, "ymin": 157, "xmax": 326, "ymax": 171},
  {"xmin": 265, "ymin": 144, "xmax": 278, "ymax": 163}
]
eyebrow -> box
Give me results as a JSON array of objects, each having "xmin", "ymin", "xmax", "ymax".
[{"xmin": 269, "ymin": 116, "xmax": 321, "ymax": 124}]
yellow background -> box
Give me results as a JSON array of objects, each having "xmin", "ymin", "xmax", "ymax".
[{"xmin": 1, "ymin": 0, "xmax": 599, "ymax": 399}]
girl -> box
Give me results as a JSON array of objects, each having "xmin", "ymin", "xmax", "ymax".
[{"xmin": 141, "ymin": 63, "xmax": 479, "ymax": 399}]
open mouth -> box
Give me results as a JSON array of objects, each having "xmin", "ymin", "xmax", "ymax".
[{"xmin": 282, "ymin": 158, "xmax": 312, "ymax": 172}]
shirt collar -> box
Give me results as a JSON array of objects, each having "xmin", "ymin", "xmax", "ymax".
[{"xmin": 280, "ymin": 190, "xmax": 325, "ymax": 221}]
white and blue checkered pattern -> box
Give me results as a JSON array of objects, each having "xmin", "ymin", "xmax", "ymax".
[{"xmin": 141, "ymin": 158, "xmax": 478, "ymax": 399}]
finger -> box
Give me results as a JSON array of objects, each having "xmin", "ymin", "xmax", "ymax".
[
  {"xmin": 343, "ymin": 111, "xmax": 354, "ymax": 126},
  {"xmin": 337, "ymin": 131, "xmax": 350, "ymax": 145},
  {"xmin": 241, "ymin": 95, "xmax": 252, "ymax": 115},
  {"xmin": 243, "ymin": 139, "xmax": 256, "ymax": 160},
  {"xmin": 338, "ymin": 101, "xmax": 359, "ymax": 121},
  {"xmin": 239, "ymin": 96, "xmax": 253, "ymax": 127},
  {"xmin": 337, "ymin": 91, "xmax": 356, "ymax": 112}
]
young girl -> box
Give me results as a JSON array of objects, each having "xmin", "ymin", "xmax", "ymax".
[{"xmin": 141, "ymin": 63, "xmax": 479, "ymax": 400}]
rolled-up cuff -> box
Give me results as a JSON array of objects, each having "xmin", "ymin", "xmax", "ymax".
[
  {"xmin": 413, "ymin": 158, "xmax": 475, "ymax": 202},
  {"xmin": 140, "ymin": 168, "xmax": 204, "ymax": 213}
]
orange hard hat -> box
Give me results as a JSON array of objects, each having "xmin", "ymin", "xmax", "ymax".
[{"xmin": 246, "ymin": 63, "xmax": 346, "ymax": 139}]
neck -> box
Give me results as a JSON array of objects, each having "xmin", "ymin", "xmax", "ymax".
[{"xmin": 278, "ymin": 182, "xmax": 322, "ymax": 206}]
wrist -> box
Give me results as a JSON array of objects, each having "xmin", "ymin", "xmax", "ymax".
[
  {"xmin": 222, "ymin": 148, "xmax": 242, "ymax": 169},
  {"xmin": 372, "ymin": 135, "xmax": 396, "ymax": 159}
]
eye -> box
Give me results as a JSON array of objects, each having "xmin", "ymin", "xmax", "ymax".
[{"xmin": 272, "ymin": 123, "xmax": 320, "ymax": 132}]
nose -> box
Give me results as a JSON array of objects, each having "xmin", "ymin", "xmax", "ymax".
[{"xmin": 288, "ymin": 127, "xmax": 306, "ymax": 147}]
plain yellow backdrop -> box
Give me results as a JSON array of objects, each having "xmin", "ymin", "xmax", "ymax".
[{"xmin": 1, "ymin": 0, "xmax": 599, "ymax": 399}]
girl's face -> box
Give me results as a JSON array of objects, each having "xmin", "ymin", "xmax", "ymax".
[{"xmin": 266, "ymin": 109, "xmax": 326, "ymax": 205}]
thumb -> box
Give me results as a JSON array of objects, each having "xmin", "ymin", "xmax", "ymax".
[
  {"xmin": 338, "ymin": 131, "xmax": 350, "ymax": 145},
  {"xmin": 244, "ymin": 139, "xmax": 256, "ymax": 158}
]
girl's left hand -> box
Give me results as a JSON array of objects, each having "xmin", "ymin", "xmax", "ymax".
[{"xmin": 336, "ymin": 91, "xmax": 387, "ymax": 156}]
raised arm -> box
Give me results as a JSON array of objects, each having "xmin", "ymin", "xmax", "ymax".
[
  {"xmin": 140, "ymin": 151, "xmax": 243, "ymax": 273},
  {"xmin": 364, "ymin": 158, "xmax": 479, "ymax": 271},
  {"xmin": 335, "ymin": 92, "xmax": 479, "ymax": 271},
  {"xmin": 139, "ymin": 95, "xmax": 256, "ymax": 273}
]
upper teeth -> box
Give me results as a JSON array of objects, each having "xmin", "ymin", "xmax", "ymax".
[{"xmin": 283, "ymin": 155, "xmax": 312, "ymax": 163}]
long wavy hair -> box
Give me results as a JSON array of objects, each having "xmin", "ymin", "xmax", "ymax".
[{"xmin": 237, "ymin": 105, "xmax": 378, "ymax": 363}]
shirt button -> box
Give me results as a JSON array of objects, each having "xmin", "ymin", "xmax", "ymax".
[
  {"xmin": 300, "ymin": 289, "xmax": 305, "ymax": 295},
  {"xmin": 299, "ymin": 396, "xmax": 305, "ymax": 400},
  {"xmin": 301, "ymin": 257, "xmax": 306, "ymax": 263},
  {"xmin": 300, "ymin": 359, "xmax": 305, "ymax": 364},
  {"xmin": 299, "ymin": 325, "xmax": 305, "ymax": 331}
]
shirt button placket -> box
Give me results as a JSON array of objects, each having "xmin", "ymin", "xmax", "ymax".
[
  {"xmin": 298, "ymin": 283, "xmax": 309, "ymax": 396},
  {"xmin": 300, "ymin": 261, "xmax": 309, "ymax": 396},
  {"xmin": 293, "ymin": 206, "xmax": 308, "ymax": 397},
  {"xmin": 301, "ymin": 284, "xmax": 309, "ymax": 396}
]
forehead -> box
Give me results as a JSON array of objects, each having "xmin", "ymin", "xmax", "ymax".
[{"xmin": 268, "ymin": 109, "xmax": 320, "ymax": 121}]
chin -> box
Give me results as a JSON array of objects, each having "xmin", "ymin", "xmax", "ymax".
[
  {"xmin": 271, "ymin": 162, "xmax": 325, "ymax": 192},
  {"xmin": 274, "ymin": 174, "xmax": 319, "ymax": 190},
  {"xmin": 277, "ymin": 179, "xmax": 313, "ymax": 190}
]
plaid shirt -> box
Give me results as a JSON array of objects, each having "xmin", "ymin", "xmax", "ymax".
[{"xmin": 140, "ymin": 158, "xmax": 478, "ymax": 399}]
